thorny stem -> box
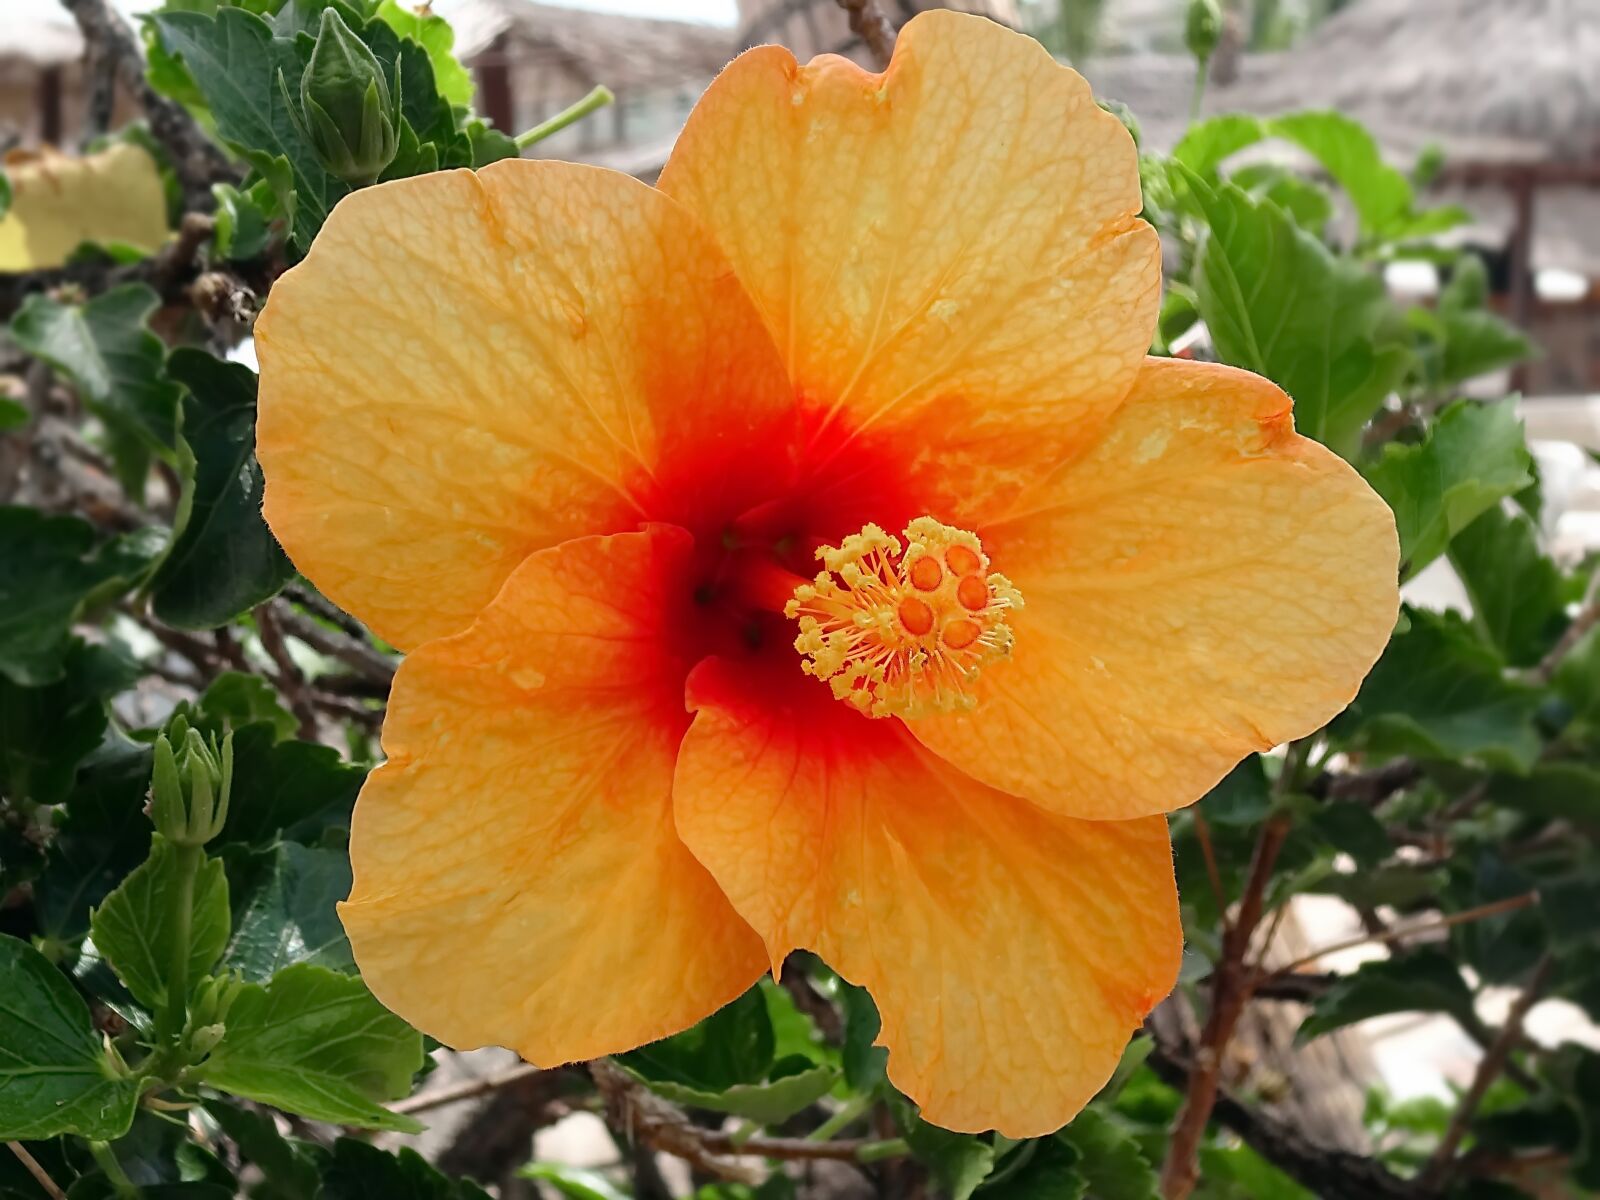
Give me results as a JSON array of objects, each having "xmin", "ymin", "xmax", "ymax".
[
  {"xmin": 1418, "ymin": 954, "xmax": 1556, "ymax": 1193},
  {"xmin": 514, "ymin": 86, "xmax": 615, "ymax": 150},
  {"xmin": 6, "ymin": 1143, "xmax": 65, "ymax": 1200}
]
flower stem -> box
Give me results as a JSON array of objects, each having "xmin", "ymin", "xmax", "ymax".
[
  {"xmin": 855, "ymin": 1137, "xmax": 909, "ymax": 1164},
  {"xmin": 808, "ymin": 1094, "xmax": 872, "ymax": 1141},
  {"xmin": 155, "ymin": 843, "xmax": 203, "ymax": 1046},
  {"xmin": 87, "ymin": 1142, "xmax": 137, "ymax": 1199},
  {"xmin": 514, "ymin": 86, "xmax": 614, "ymax": 151}
]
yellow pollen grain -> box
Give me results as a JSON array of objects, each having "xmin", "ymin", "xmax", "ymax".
[{"xmin": 783, "ymin": 516, "xmax": 1024, "ymax": 719}]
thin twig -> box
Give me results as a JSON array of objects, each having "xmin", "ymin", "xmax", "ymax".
[
  {"xmin": 1146, "ymin": 1032, "xmax": 1415, "ymax": 1200},
  {"xmin": 1264, "ymin": 891, "xmax": 1539, "ymax": 980},
  {"xmin": 590, "ymin": 1060, "xmax": 902, "ymax": 1178},
  {"xmin": 270, "ymin": 601, "xmax": 397, "ymax": 687},
  {"xmin": 836, "ymin": 0, "xmax": 898, "ymax": 68},
  {"xmin": 6, "ymin": 1143, "xmax": 66, "ymax": 1200},
  {"xmin": 284, "ymin": 584, "xmax": 370, "ymax": 642},
  {"xmin": 1418, "ymin": 954, "xmax": 1556, "ymax": 1193},
  {"xmin": 391, "ymin": 1063, "xmax": 549, "ymax": 1115},
  {"xmin": 1529, "ymin": 569, "xmax": 1600, "ymax": 685},
  {"xmin": 1192, "ymin": 810, "xmax": 1228, "ymax": 929},
  {"xmin": 1159, "ymin": 812, "xmax": 1291, "ymax": 1200},
  {"xmin": 254, "ymin": 606, "xmax": 319, "ymax": 740}
]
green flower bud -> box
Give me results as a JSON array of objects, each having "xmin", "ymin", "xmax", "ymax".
[
  {"xmin": 300, "ymin": 8, "xmax": 398, "ymax": 186},
  {"xmin": 1185, "ymin": 0, "xmax": 1224, "ymax": 65},
  {"xmin": 186, "ymin": 1023, "xmax": 228, "ymax": 1060},
  {"xmin": 148, "ymin": 717, "xmax": 233, "ymax": 848}
]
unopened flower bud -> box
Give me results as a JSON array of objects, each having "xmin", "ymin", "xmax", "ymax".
[
  {"xmin": 1185, "ymin": 0, "xmax": 1223, "ymax": 65},
  {"xmin": 149, "ymin": 717, "xmax": 233, "ymax": 847},
  {"xmin": 187, "ymin": 1023, "xmax": 228, "ymax": 1059},
  {"xmin": 300, "ymin": 8, "xmax": 398, "ymax": 186}
]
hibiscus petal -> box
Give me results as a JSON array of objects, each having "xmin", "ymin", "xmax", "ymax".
[
  {"xmin": 257, "ymin": 161, "xmax": 792, "ymax": 649},
  {"xmin": 673, "ymin": 657, "xmax": 1181, "ymax": 1137},
  {"xmin": 658, "ymin": 10, "xmax": 1159, "ymax": 521},
  {"xmin": 340, "ymin": 526, "xmax": 767, "ymax": 1063},
  {"xmin": 912, "ymin": 357, "xmax": 1401, "ymax": 820}
]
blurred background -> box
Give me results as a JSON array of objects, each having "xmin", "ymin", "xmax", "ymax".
[{"xmin": 3, "ymin": 1, "xmax": 1598, "ymax": 1195}]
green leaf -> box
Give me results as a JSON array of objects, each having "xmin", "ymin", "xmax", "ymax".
[
  {"xmin": 9, "ymin": 285, "xmax": 182, "ymax": 490},
  {"xmin": 1299, "ymin": 951, "xmax": 1475, "ymax": 1041},
  {"xmin": 196, "ymin": 673, "xmax": 298, "ymax": 742},
  {"xmin": 1555, "ymin": 626, "xmax": 1600, "ymax": 726},
  {"xmin": 0, "ymin": 396, "xmax": 26, "ymax": 433},
  {"xmin": 1184, "ymin": 171, "xmax": 1410, "ymax": 458},
  {"xmin": 838, "ymin": 976, "xmax": 888, "ymax": 1092},
  {"xmin": 617, "ymin": 987, "xmax": 774, "ymax": 1092},
  {"xmin": 1174, "ymin": 111, "xmax": 1466, "ymax": 244},
  {"xmin": 374, "ymin": 0, "xmax": 474, "ymax": 106},
  {"xmin": 1364, "ymin": 400, "xmax": 1534, "ymax": 576},
  {"xmin": 617, "ymin": 1060, "xmax": 839, "ymax": 1125},
  {"xmin": 1410, "ymin": 307, "xmax": 1535, "ymax": 388},
  {"xmin": 0, "ymin": 508, "xmax": 156, "ymax": 686},
  {"xmin": 204, "ymin": 1098, "xmax": 322, "ymax": 1197},
  {"xmin": 210, "ymin": 181, "xmax": 273, "ymax": 261},
  {"xmin": 1448, "ymin": 506, "xmax": 1567, "ymax": 667},
  {"xmin": 34, "ymin": 740, "xmax": 154, "ymax": 941},
  {"xmin": 1266, "ymin": 111, "xmax": 1461, "ymax": 243},
  {"xmin": 904, "ymin": 1116, "xmax": 995, "ymax": 1200},
  {"xmin": 152, "ymin": 8, "xmax": 348, "ymax": 252},
  {"xmin": 985, "ymin": 1136, "xmax": 1085, "ymax": 1199},
  {"xmin": 1057, "ymin": 1108, "xmax": 1159, "ymax": 1200},
  {"xmin": 150, "ymin": 351, "xmax": 294, "ymax": 628},
  {"xmin": 201, "ymin": 963, "xmax": 423, "ymax": 1131},
  {"xmin": 0, "ymin": 934, "xmax": 139, "ymax": 1140},
  {"xmin": 89, "ymin": 836, "xmax": 230, "ymax": 1012},
  {"xmin": 1305, "ymin": 801, "xmax": 1391, "ymax": 868},
  {"xmin": 0, "ymin": 642, "xmax": 137, "ymax": 805},
  {"xmin": 225, "ymin": 841, "xmax": 354, "ymax": 981},
  {"xmin": 215, "ymin": 724, "xmax": 364, "ymax": 846},
  {"xmin": 67, "ymin": 1182, "xmax": 233, "ymax": 1199},
  {"xmin": 1172, "ymin": 114, "xmax": 1266, "ymax": 176},
  {"xmin": 1197, "ymin": 756, "xmax": 1271, "ymax": 827},
  {"xmin": 1487, "ymin": 764, "xmax": 1600, "ymax": 830},
  {"xmin": 1336, "ymin": 607, "xmax": 1542, "ymax": 771},
  {"xmin": 519, "ymin": 1165, "xmax": 631, "ymax": 1200},
  {"xmin": 317, "ymin": 1139, "xmax": 491, "ymax": 1200}
]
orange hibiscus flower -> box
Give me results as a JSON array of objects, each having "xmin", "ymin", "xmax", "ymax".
[{"xmin": 255, "ymin": 11, "xmax": 1398, "ymax": 1136}]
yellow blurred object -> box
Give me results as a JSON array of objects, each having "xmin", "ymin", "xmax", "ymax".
[{"xmin": 0, "ymin": 143, "xmax": 170, "ymax": 270}]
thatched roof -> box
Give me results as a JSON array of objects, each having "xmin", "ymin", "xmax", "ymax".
[
  {"xmin": 1216, "ymin": 0, "xmax": 1600, "ymax": 165},
  {"xmin": 448, "ymin": 0, "xmax": 733, "ymax": 90}
]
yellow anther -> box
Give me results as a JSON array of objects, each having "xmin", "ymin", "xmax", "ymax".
[{"xmin": 783, "ymin": 517, "xmax": 1023, "ymax": 719}]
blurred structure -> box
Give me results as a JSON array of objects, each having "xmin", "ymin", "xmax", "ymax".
[
  {"xmin": 450, "ymin": 0, "xmax": 733, "ymax": 177},
  {"xmin": 0, "ymin": 3, "xmax": 135, "ymax": 148},
  {"xmin": 735, "ymin": 0, "xmax": 1021, "ymax": 64},
  {"xmin": 1226, "ymin": 0, "xmax": 1600, "ymax": 393},
  {"xmin": 1086, "ymin": 0, "xmax": 1600, "ymax": 394}
]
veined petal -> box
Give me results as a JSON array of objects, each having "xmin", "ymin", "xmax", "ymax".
[
  {"xmin": 913, "ymin": 357, "xmax": 1401, "ymax": 821},
  {"xmin": 341, "ymin": 526, "xmax": 767, "ymax": 1063},
  {"xmin": 673, "ymin": 658, "xmax": 1181, "ymax": 1137},
  {"xmin": 659, "ymin": 10, "xmax": 1160, "ymax": 521},
  {"xmin": 257, "ymin": 160, "xmax": 793, "ymax": 650}
]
